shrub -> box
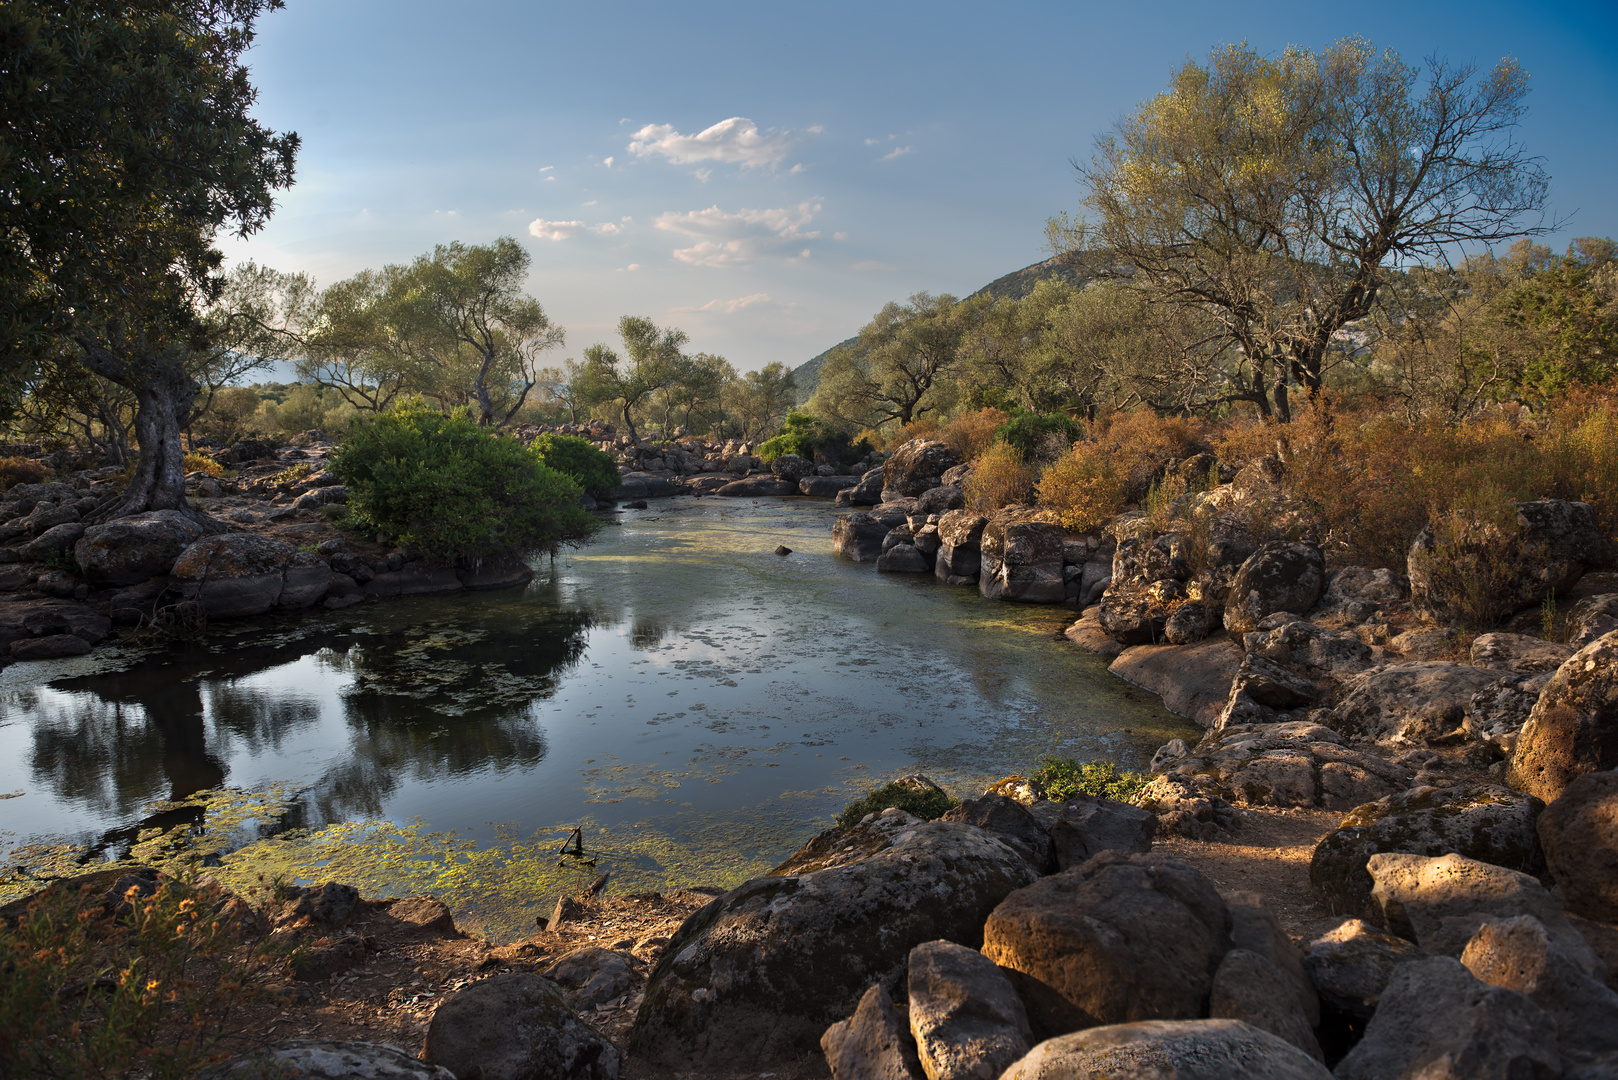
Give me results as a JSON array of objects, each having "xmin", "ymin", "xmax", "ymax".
[
  {"xmin": 1036, "ymin": 442, "xmax": 1130, "ymax": 532},
  {"xmin": 0, "ymin": 456, "xmax": 48, "ymax": 489},
  {"xmin": 994, "ymin": 412, "xmax": 1083, "ymax": 462},
  {"xmin": 962, "ymin": 441, "xmax": 1037, "ymax": 513},
  {"xmin": 835, "ymin": 780, "xmax": 958, "ymax": 829},
  {"xmin": 758, "ymin": 412, "xmax": 860, "ymax": 465},
  {"xmin": 1032, "ymin": 757, "xmax": 1150, "ymax": 803},
  {"xmin": 183, "ymin": 450, "xmax": 224, "ymax": 477},
  {"xmin": 330, "ymin": 401, "xmax": 596, "ymax": 561},
  {"xmin": 939, "ymin": 407, "xmax": 1010, "ymax": 463},
  {"xmin": 1093, "ymin": 411, "xmax": 1211, "ymax": 501},
  {"xmin": 529, "ymin": 433, "xmax": 620, "ymax": 493}
]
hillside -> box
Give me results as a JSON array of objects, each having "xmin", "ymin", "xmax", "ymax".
[{"xmin": 789, "ymin": 256, "xmax": 1089, "ymax": 405}]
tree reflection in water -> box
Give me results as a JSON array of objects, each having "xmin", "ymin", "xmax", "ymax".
[{"xmin": 21, "ymin": 602, "xmax": 594, "ymax": 861}]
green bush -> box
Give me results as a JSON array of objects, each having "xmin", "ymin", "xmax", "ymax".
[
  {"xmin": 529, "ymin": 433, "xmax": 620, "ymax": 493},
  {"xmin": 835, "ymin": 779, "xmax": 958, "ymax": 828},
  {"xmin": 1032, "ymin": 757, "xmax": 1150, "ymax": 803},
  {"xmin": 995, "ymin": 412, "xmax": 1084, "ymax": 462},
  {"xmin": 330, "ymin": 401, "xmax": 596, "ymax": 561},
  {"xmin": 758, "ymin": 412, "xmax": 865, "ymax": 466}
]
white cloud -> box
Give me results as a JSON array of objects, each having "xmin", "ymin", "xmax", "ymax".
[
  {"xmin": 852, "ymin": 260, "xmax": 896, "ymax": 271},
  {"xmin": 693, "ymin": 168, "xmax": 712, "ymax": 183},
  {"xmin": 880, "ymin": 145, "xmax": 913, "ymax": 161},
  {"xmin": 528, "ymin": 218, "xmax": 586, "ymax": 240},
  {"xmin": 615, "ymin": 263, "xmax": 641, "ymax": 273},
  {"xmin": 583, "ymin": 200, "xmax": 598, "ymax": 206},
  {"xmin": 628, "ymin": 117, "xmax": 811, "ymax": 170},
  {"xmin": 592, "ymin": 222, "xmax": 623, "ymax": 236},
  {"xmin": 653, "ymin": 202, "xmax": 821, "ymax": 267},
  {"xmin": 701, "ymin": 293, "xmax": 772, "ymax": 313},
  {"xmin": 540, "ymin": 165, "xmax": 554, "ymax": 172},
  {"xmin": 833, "ymin": 231, "xmax": 848, "ymax": 241},
  {"xmin": 603, "ymin": 156, "xmax": 615, "ymax": 168}
]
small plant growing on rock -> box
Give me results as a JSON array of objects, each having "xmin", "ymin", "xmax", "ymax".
[
  {"xmin": 1032, "ymin": 757, "xmax": 1150, "ymax": 803},
  {"xmin": 183, "ymin": 451, "xmax": 224, "ymax": 477},
  {"xmin": 834, "ymin": 779, "xmax": 957, "ymax": 829}
]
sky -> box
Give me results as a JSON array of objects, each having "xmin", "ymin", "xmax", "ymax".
[{"xmin": 219, "ymin": 0, "xmax": 1618, "ymax": 375}]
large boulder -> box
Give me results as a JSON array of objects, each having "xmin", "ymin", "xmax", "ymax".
[
  {"xmin": 18, "ymin": 521, "xmax": 86, "ymax": 563},
  {"xmin": 1570, "ymin": 592, "xmax": 1618, "ymax": 646},
  {"xmin": 1470, "ymin": 632, "xmax": 1575, "ymax": 673},
  {"xmin": 627, "ymin": 812, "xmax": 1037, "ymax": 1069},
  {"xmin": 881, "ymin": 440, "xmax": 959, "ymax": 502},
  {"xmin": 1333, "ymin": 956, "xmax": 1561, "ymax": 1080},
  {"xmin": 543, "ymin": 947, "xmax": 636, "ymax": 1011},
  {"xmin": 215, "ymin": 1040, "xmax": 456, "ymax": 1079},
  {"xmin": 933, "ymin": 510, "xmax": 987, "ymax": 583},
  {"xmin": 1363, "ymin": 852, "xmax": 1605, "ymax": 974},
  {"xmin": 1025, "ymin": 796, "xmax": 1156, "ymax": 872},
  {"xmin": 980, "ymin": 851, "xmax": 1230, "ymax": 1036},
  {"xmin": 801, "ymin": 475, "xmax": 848, "ymax": 497},
  {"xmin": 821, "ymin": 984, "xmax": 924, "ymax": 1080},
  {"xmin": 769, "ymin": 454, "xmax": 815, "ymax": 483},
  {"xmin": 1223, "ymin": 891, "xmax": 1319, "ymax": 1028},
  {"xmin": 717, "ymin": 475, "xmax": 799, "ymax": 497},
  {"xmin": 906, "ymin": 940, "xmax": 1033, "ymax": 1080},
  {"xmin": 75, "ymin": 510, "xmax": 207, "ymax": 586},
  {"xmin": 1300, "ymin": 917, "xmax": 1423, "ymax": 1019},
  {"xmin": 421, "ymin": 972, "xmax": 619, "ymax": 1080},
  {"xmin": 1461, "ymin": 914, "xmax": 1618, "ymax": 1059},
  {"xmin": 1096, "ymin": 588, "xmax": 1170, "ymax": 645},
  {"xmin": 940, "ymin": 795, "xmax": 1054, "ymax": 874},
  {"xmin": 913, "ymin": 485, "xmax": 965, "ymax": 516},
  {"xmin": 999, "ymin": 1020, "xmax": 1332, "ymax": 1080},
  {"xmin": 1207, "ymin": 949, "xmax": 1322, "ymax": 1061},
  {"xmin": 1107, "ymin": 638, "xmax": 1243, "ymax": 727},
  {"xmin": 877, "ymin": 543, "xmax": 932, "ymax": 574},
  {"xmin": 170, "ymin": 534, "xmax": 297, "ymax": 617},
  {"xmin": 1239, "ymin": 619, "xmax": 1374, "ymax": 681},
  {"xmin": 848, "ymin": 467, "xmax": 885, "ymax": 506},
  {"xmin": 1537, "ymin": 770, "xmax": 1618, "ymax": 921},
  {"xmin": 1466, "ymin": 672, "xmax": 1552, "ymax": 754},
  {"xmin": 1222, "ymin": 541, "xmax": 1326, "ymax": 642},
  {"xmin": 834, "ymin": 513, "xmax": 889, "ymax": 563},
  {"xmin": 1506, "ymin": 630, "xmax": 1618, "ymax": 802},
  {"xmin": 1155, "ymin": 722, "xmax": 1411, "ymax": 812},
  {"xmin": 1330, "ymin": 661, "xmax": 1501, "ymax": 745},
  {"xmin": 980, "ymin": 511, "xmax": 1064, "ymax": 603},
  {"xmin": 1309, "ymin": 784, "xmax": 1544, "ymax": 920}
]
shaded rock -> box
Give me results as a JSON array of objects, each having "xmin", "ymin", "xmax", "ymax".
[
  {"xmin": 821, "ymin": 984, "xmax": 924, "ymax": 1080},
  {"xmin": 980, "ymin": 511, "xmax": 1063, "ymax": 603},
  {"xmin": 1309, "ymin": 784, "xmax": 1545, "ymax": 920},
  {"xmin": 1161, "ymin": 600, "xmax": 1213, "ymax": 644},
  {"xmin": 1506, "ymin": 630, "xmax": 1618, "ymax": 802},
  {"xmin": 11, "ymin": 633, "xmax": 92, "ymax": 660},
  {"xmin": 1077, "ymin": 558, "xmax": 1111, "ymax": 607},
  {"xmin": 770, "ymin": 454, "xmax": 815, "ymax": 483},
  {"xmin": 1333, "ymin": 956, "xmax": 1560, "ymax": 1080},
  {"xmin": 75, "ymin": 510, "xmax": 207, "ymax": 586},
  {"xmin": 940, "ymin": 795, "xmax": 1053, "ymax": 874},
  {"xmin": 214, "ymin": 1039, "xmax": 456, "ymax": 1079},
  {"xmin": 907, "ymin": 940, "xmax": 1032, "ymax": 1080},
  {"xmin": 1331, "ymin": 661, "xmax": 1500, "ymax": 745},
  {"xmin": 1159, "ymin": 722, "xmax": 1410, "ymax": 812},
  {"xmin": 1391, "ymin": 625, "xmax": 1460, "ymax": 660},
  {"xmin": 1111, "ymin": 534, "xmax": 1189, "ymax": 588},
  {"xmin": 628, "ymin": 817, "xmax": 1037, "ymax": 1069},
  {"xmin": 384, "ymin": 897, "xmax": 456, "ymax": 937},
  {"xmin": 1097, "ymin": 589, "xmax": 1168, "ymax": 645},
  {"xmin": 543, "ymin": 947, "xmax": 636, "ymax": 1011},
  {"xmin": 1461, "ymin": 914, "xmax": 1618, "ymax": 1057},
  {"xmin": 881, "ymin": 440, "xmax": 959, "ymax": 501},
  {"xmin": 1107, "ymin": 638, "xmax": 1242, "ymax": 727},
  {"xmin": 1364, "ymin": 852, "xmax": 1604, "ymax": 974},
  {"xmin": 913, "ymin": 485, "xmax": 965, "ymax": 516},
  {"xmin": 275, "ymin": 882, "xmax": 359, "ymax": 931},
  {"xmin": 1300, "ymin": 917, "xmax": 1423, "ymax": 1019},
  {"xmin": 293, "ymin": 935, "xmax": 367, "ymax": 982},
  {"xmin": 877, "ymin": 543, "xmax": 931, "ymax": 574},
  {"xmin": 1570, "ymin": 593, "xmax": 1618, "ymax": 647},
  {"xmin": 1466, "ymin": 672, "xmax": 1551, "ymax": 754},
  {"xmin": 1233, "ymin": 654, "xmax": 1316, "ymax": 708},
  {"xmin": 0, "ymin": 598, "xmax": 111, "ymax": 651},
  {"xmin": 18, "ymin": 521, "xmax": 86, "ymax": 563},
  {"xmin": 1471, "ymin": 632, "xmax": 1575, "ymax": 673},
  {"xmin": 422, "ymin": 972, "xmax": 619, "ymax": 1080},
  {"xmin": 801, "ymin": 476, "xmax": 848, "ymax": 497},
  {"xmin": 1223, "ymin": 542, "xmax": 1326, "ymax": 643},
  {"xmin": 1537, "ymin": 770, "xmax": 1618, "ymax": 921},
  {"xmin": 980, "ymin": 851, "xmax": 1229, "ymax": 1036},
  {"xmin": 1208, "ymin": 949, "xmax": 1322, "ymax": 1061},
  {"xmin": 1062, "ymin": 609, "xmax": 1123, "ymax": 659},
  {"xmin": 1223, "ymin": 891, "xmax": 1318, "ymax": 1027},
  {"xmin": 361, "ymin": 565, "xmax": 462, "ymax": 598},
  {"xmin": 834, "ymin": 513, "xmax": 890, "ymax": 563},
  {"xmin": 171, "ymin": 534, "xmax": 294, "ymax": 617},
  {"xmin": 1026, "ymin": 796, "xmax": 1155, "ymax": 872},
  {"xmin": 848, "ymin": 467, "xmax": 885, "ymax": 506},
  {"xmin": 717, "ymin": 476, "xmax": 798, "ymax": 497},
  {"xmin": 456, "ymin": 556, "xmax": 533, "ymax": 591},
  {"xmin": 999, "ymin": 1019, "xmax": 1331, "ymax": 1080}
]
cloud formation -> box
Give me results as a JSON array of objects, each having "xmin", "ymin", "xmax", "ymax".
[
  {"xmin": 628, "ymin": 117, "xmax": 817, "ymax": 170},
  {"xmin": 528, "ymin": 218, "xmax": 585, "ymax": 240},
  {"xmin": 654, "ymin": 202, "xmax": 821, "ymax": 267},
  {"xmin": 880, "ymin": 145, "xmax": 913, "ymax": 161},
  {"xmin": 681, "ymin": 293, "xmax": 773, "ymax": 314}
]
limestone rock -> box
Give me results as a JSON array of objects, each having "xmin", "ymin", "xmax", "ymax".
[
  {"xmin": 1223, "ymin": 541, "xmax": 1326, "ymax": 643},
  {"xmin": 1208, "ymin": 949, "xmax": 1322, "ymax": 1061},
  {"xmin": 913, "ymin": 485, "xmax": 965, "ymax": 515},
  {"xmin": 999, "ymin": 1019, "xmax": 1332, "ymax": 1080},
  {"xmin": 821, "ymin": 984, "xmax": 924, "ymax": 1080},
  {"xmin": 906, "ymin": 940, "xmax": 1032, "ymax": 1080},
  {"xmin": 940, "ymin": 795, "xmax": 1054, "ymax": 874},
  {"xmin": 1300, "ymin": 917, "xmax": 1422, "ymax": 1018},
  {"xmin": 1466, "ymin": 672, "xmax": 1551, "ymax": 754},
  {"xmin": 1025, "ymin": 796, "xmax": 1156, "ymax": 872},
  {"xmin": 1364, "ymin": 851, "xmax": 1605, "ymax": 974},
  {"xmin": 877, "ymin": 543, "xmax": 932, "ymax": 574},
  {"xmin": 1471, "ymin": 632, "xmax": 1575, "ymax": 673},
  {"xmin": 881, "ymin": 440, "xmax": 960, "ymax": 501},
  {"xmin": 422, "ymin": 972, "xmax": 619, "ymax": 1080},
  {"xmin": 214, "ymin": 1039, "xmax": 456, "ymax": 1079},
  {"xmin": 1223, "ymin": 891, "xmax": 1318, "ymax": 1027},
  {"xmin": 1537, "ymin": 770, "xmax": 1618, "ymax": 921},
  {"xmin": 18, "ymin": 521, "xmax": 86, "ymax": 563},
  {"xmin": 848, "ymin": 467, "xmax": 885, "ymax": 506},
  {"xmin": 1111, "ymin": 534, "xmax": 1189, "ymax": 588},
  {"xmin": 1323, "ymin": 566, "xmax": 1407, "ymax": 610},
  {"xmin": 1158, "ymin": 722, "xmax": 1411, "ymax": 812},
  {"xmin": 980, "ymin": 851, "xmax": 1230, "ymax": 1036},
  {"xmin": 717, "ymin": 475, "xmax": 798, "ymax": 497},
  {"xmin": 1240, "ymin": 619, "xmax": 1373, "ymax": 681},
  {"xmin": 543, "ymin": 946, "xmax": 636, "ymax": 1010},
  {"xmin": 1309, "ymin": 784, "xmax": 1545, "ymax": 920},
  {"xmin": 770, "ymin": 454, "xmax": 815, "ymax": 483},
  {"xmin": 171, "ymin": 534, "xmax": 295, "ymax": 617},
  {"xmin": 1107, "ymin": 638, "xmax": 1243, "ymax": 727},
  {"xmin": 75, "ymin": 510, "xmax": 208, "ymax": 586},
  {"xmin": 1063, "ymin": 609, "xmax": 1123, "ymax": 658},
  {"xmin": 980, "ymin": 511, "xmax": 1064, "ymax": 604},
  {"xmin": 1097, "ymin": 589, "xmax": 1168, "ymax": 645},
  {"xmin": 1461, "ymin": 914, "xmax": 1618, "ymax": 1057},
  {"xmin": 801, "ymin": 475, "xmax": 848, "ymax": 497},
  {"xmin": 628, "ymin": 818, "xmax": 1036, "ymax": 1069},
  {"xmin": 1333, "ymin": 956, "xmax": 1561, "ymax": 1080},
  {"xmin": 1331, "ymin": 661, "xmax": 1501, "ymax": 745},
  {"xmin": 934, "ymin": 510, "xmax": 987, "ymax": 583},
  {"xmin": 1570, "ymin": 593, "xmax": 1618, "ymax": 647},
  {"xmin": 833, "ymin": 513, "xmax": 890, "ymax": 563},
  {"xmin": 1133, "ymin": 776, "xmax": 1240, "ymax": 840},
  {"xmin": 1506, "ymin": 630, "xmax": 1618, "ymax": 802}
]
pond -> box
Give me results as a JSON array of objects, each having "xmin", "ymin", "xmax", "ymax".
[{"xmin": 0, "ymin": 498, "xmax": 1197, "ymax": 940}]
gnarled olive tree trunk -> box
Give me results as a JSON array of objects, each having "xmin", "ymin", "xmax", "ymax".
[{"xmin": 78, "ymin": 342, "xmax": 210, "ymax": 524}]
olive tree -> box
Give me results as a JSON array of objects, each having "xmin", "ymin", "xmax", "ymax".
[
  {"xmin": 1049, "ymin": 38, "xmax": 1550, "ymax": 420},
  {"xmin": 808, "ymin": 292, "xmax": 963, "ymax": 428}
]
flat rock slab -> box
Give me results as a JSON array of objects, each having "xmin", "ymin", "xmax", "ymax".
[
  {"xmin": 1001, "ymin": 1019, "xmax": 1332, "ymax": 1080},
  {"xmin": 1109, "ymin": 639, "xmax": 1242, "ymax": 727},
  {"xmin": 1064, "ymin": 610, "xmax": 1123, "ymax": 659}
]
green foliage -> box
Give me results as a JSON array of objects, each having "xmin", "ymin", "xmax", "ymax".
[
  {"xmin": 0, "ymin": 873, "xmax": 281, "ymax": 1079},
  {"xmin": 756, "ymin": 412, "xmax": 860, "ymax": 465},
  {"xmin": 1032, "ymin": 757, "xmax": 1150, "ymax": 803},
  {"xmin": 994, "ymin": 412, "xmax": 1083, "ymax": 462},
  {"xmin": 834, "ymin": 781, "xmax": 958, "ymax": 829},
  {"xmin": 529, "ymin": 433, "xmax": 620, "ymax": 492},
  {"xmin": 330, "ymin": 400, "xmax": 596, "ymax": 561}
]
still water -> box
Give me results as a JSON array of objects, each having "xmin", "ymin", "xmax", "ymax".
[{"xmin": 0, "ymin": 498, "xmax": 1196, "ymax": 938}]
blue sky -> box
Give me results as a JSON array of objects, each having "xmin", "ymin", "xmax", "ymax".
[{"xmin": 219, "ymin": 0, "xmax": 1618, "ymax": 375}]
